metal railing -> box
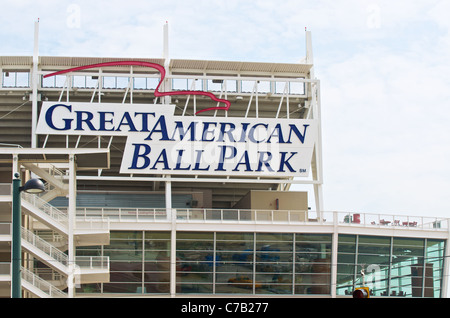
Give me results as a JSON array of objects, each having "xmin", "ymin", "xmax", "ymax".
[
  {"xmin": 75, "ymin": 256, "xmax": 109, "ymax": 270},
  {"xmin": 72, "ymin": 207, "xmax": 449, "ymax": 230},
  {"xmin": 176, "ymin": 208, "xmax": 308, "ymax": 223},
  {"xmin": 332, "ymin": 211, "xmax": 448, "ymax": 230},
  {"xmin": 21, "ymin": 227, "xmax": 109, "ymax": 271},
  {"xmin": 2, "ymin": 181, "xmax": 447, "ymax": 231},
  {"xmin": 75, "ymin": 217, "xmax": 110, "ymax": 232},
  {"xmin": 21, "ymin": 227, "xmax": 68, "ymax": 266},
  {"xmin": 21, "ymin": 267, "xmax": 67, "ymax": 298},
  {"xmin": 21, "ymin": 192, "xmax": 68, "ymax": 225},
  {"xmin": 75, "ymin": 207, "xmax": 167, "ymax": 221}
]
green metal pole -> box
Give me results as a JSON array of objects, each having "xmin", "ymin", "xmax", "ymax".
[{"xmin": 11, "ymin": 174, "xmax": 22, "ymax": 298}]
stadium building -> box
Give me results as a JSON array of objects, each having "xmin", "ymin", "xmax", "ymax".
[{"xmin": 0, "ymin": 22, "xmax": 448, "ymax": 298}]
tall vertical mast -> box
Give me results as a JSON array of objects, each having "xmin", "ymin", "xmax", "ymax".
[
  {"xmin": 162, "ymin": 22, "xmax": 171, "ymax": 104},
  {"xmin": 31, "ymin": 20, "xmax": 39, "ymax": 148}
]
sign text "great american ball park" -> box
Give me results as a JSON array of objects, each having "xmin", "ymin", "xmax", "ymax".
[{"xmin": 37, "ymin": 61, "xmax": 318, "ymax": 178}]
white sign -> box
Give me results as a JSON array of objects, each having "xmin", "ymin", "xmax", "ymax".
[{"xmin": 37, "ymin": 102, "xmax": 318, "ymax": 177}]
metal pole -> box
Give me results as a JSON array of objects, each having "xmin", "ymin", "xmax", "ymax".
[
  {"xmin": 31, "ymin": 20, "xmax": 39, "ymax": 148},
  {"xmin": 166, "ymin": 178, "xmax": 176, "ymax": 297},
  {"xmin": 68, "ymin": 154, "xmax": 76, "ymax": 298},
  {"xmin": 11, "ymin": 174, "xmax": 22, "ymax": 298}
]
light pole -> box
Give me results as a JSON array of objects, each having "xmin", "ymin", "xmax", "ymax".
[{"xmin": 11, "ymin": 172, "xmax": 45, "ymax": 298}]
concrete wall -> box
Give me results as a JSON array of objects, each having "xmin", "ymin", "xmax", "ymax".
[{"xmin": 233, "ymin": 190, "xmax": 308, "ymax": 221}]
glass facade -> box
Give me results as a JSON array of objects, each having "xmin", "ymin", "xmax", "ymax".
[
  {"xmin": 336, "ymin": 235, "xmax": 446, "ymax": 297},
  {"xmin": 77, "ymin": 231, "xmax": 445, "ymax": 297},
  {"xmin": 78, "ymin": 231, "xmax": 171, "ymax": 294},
  {"xmin": 177, "ymin": 232, "xmax": 332, "ymax": 295}
]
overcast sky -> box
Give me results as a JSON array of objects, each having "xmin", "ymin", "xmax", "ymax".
[{"xmin": 1, "ymin": 0, "xmax": 450, "ymax": 218}]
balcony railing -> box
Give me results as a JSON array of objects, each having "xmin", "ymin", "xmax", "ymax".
[
  {"xmin": 21, "ymin": 192, "xmax": 68, "ymax": 225},
  {"xmin": 21, "ymin": 267, "xmax": 67, "ymax": 298},
  {"xmin": 75, "ymin": 256, "xmax": 109, "ymax": 270},
  {"xmin": 73, "ymin": 207, "xmax": 449, "ymax": 230},
  {"xmin": 75, "ymin": 207, "xmax": 167, "ymax": 222}
]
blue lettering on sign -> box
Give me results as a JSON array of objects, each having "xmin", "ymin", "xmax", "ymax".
[
  {"xmin": 129, "ymin": 143, "xmax": 151, "ymax": 169},
  {"xmin": 43, "ymin": 104, "xmax": 310, "ymax": 144},
  {"xmin": 215, "ymin": 146, "xmax": 237, "ymax": 171},
  {"xmin": 45, "ymin": 104, "xmax": 73, "ymax": 130},
  {"xmin": 144, "ymin": 115, "xmax": 170, "ymax": 140},
  {"xmin": 98, "ymin": 112, "xmax": 115, "ymax": 131},
  {"xmin": 193, "ymin": 150, "xmax": 210, "ymax": 171},
  {"xmin": 232, "ymin": 151, "xmax": 252, "ymax": 172},
  {"xmin": 278, "ymin": 152, "xmax": 297, "ymax": 172},
  {"xmin": 127, "ymin": 143, "xmax": 307, "ymax": 174},
  {"xmin": 41, "ymin": 103, "xmax": 315, "ymax": 176}
]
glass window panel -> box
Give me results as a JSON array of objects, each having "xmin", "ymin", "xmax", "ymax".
[
  {"xmin": 111, "ymin": 231, "xmax": 143, "ymax": 240},
  {"xmin": 225, "ymin": 80, "xmax": 237, "ymax": 92},
  {"xmin": 207, "ymin": 79, "xmax": 223, "ymax": 92},
  {"xmin": 109, "ymin": 270, "xmax": 142, "ymax": 283},
  {"xmin": 337, "ymin": 253, "xmax": 355, "ymax": 265},
  {"xmin": 102, "ymin": 76, "xmax": 116, "ymax": 88},
  {"xmin": 145, "ymin": 231, "xmax": 170, "ymax": 240},
  {"xmin": 289, "ymin": 81, "xmax": 305, "ymax": 95},
  {"xmin": 216, "ymin": 232, "xmax": 253, "ymax": 241},
  {"xmin": 257, "ymin": 81, "xmax": 271, "ymax": 94},
  {"xmin": 144, "ymin": 240, "xmax": 169, "ymax": 252},
  {"xmin": 3, "ymin": 71, "xmax": 16, "ymax": 87},
  {"xmin": 275, "ymin": 81, "xmax": 288, "ymax": 94},
  {"xmin": 72, "ymin": 75, "xmax": 86, "ymax": 88},
  {"xmin": 86, "ymin": 76, "xmax": 98, "ymax": 88},
  {"xmin": 257, "ymin": 252, "xmax": 292, "ymax": 262},
  {"xmin": 257, "ymin": 232, "xmax": 293, "ymax": 242},
  {"xmin": 217, "ymin": 251, "xmax": 253, "ymax": 263},
  {"xmin": 217, "ymin": 241, "xmax": 253, "ymax": 251},
  {"xmin": 172, "ymin": 78, "xmax": 188, "ymax": 90},
  {"xmin": 146, "ymin": 77, "xmax": 159, "ymax": 90},
  {"xmin": 177, "ymin": 240, "xmax": 213, "ymax": 251},
  {"xmin": 133, "ymin": 77, "xmax": 147, "ymax": 89},
  {"xmin": 177, "ymin": 231, "xmax": 214, "ymax": 240},
  {"xmin": 116, "ymin": 76, "xmax": 130, "ymax": 88},
  {"xmin": 144, "ymin": 283, "xmax": 170, "ymax": 294},
  {"xmin": 3, "ymin": 71, "xmax": 30, "ymax": 87},
  {"xmin": 16, "ymin": 72, "xmax": 30, "ymax": 87},
  {"xmin": 215, "ymin": 282, "xmax": 253, "ymax": 294},
  {"xmin": 256, "ymin": 262, "xmax": 293, "ymax": 273},
  {"xmin": 177, "ymin": 272, "xmax": 213, "ymax": 283},
  {"xmin": 359, "ymin": 235, "xmax": 390, "ymax": 245},
  {"xmin": 104, "ymin": 249, "xmax": 142, "ymax": 261},
  {"xmin": 103, "ymin": 282, "xmax": 142, "ymax": 293},
  {"xmin": 176, "ymin": 251, "xmax": 215, "ymax": 262},
  {"xmin": 76, "ymin": 283, "xmax": 101, "ymax": 294},
  {"xmin": 55, "ymin": 75, "xmax": 67, "ymax": 87},
  {"xmin": 41, "ymin": 75, "xmax": 54, "ymax": 87},
  {"xmin": 394, "ymin": 237, "xmax": 425, "ymax": 247},
  {"xmin": 298, "ymin": 233, "xmax": 332, "ymax": 243},
  {"xmin": 177, "ymin": 283, "xmax": 213, "ymax": 294},
  {"xmin": 339, "ymin": 234, "xmax": 357, "ymax": 244},
  {"xmin": 188, "ymin": 78, "xmax": 203, "ymax": 91},
  {"xmin": 295, "ymin": 282, "xmax": 330, "ymax": 295},
  {"xmin": 240, "ymin": 80, "xmax": 255, "ymax": 93},
  {"xmin": 217, "ymin": 262, "xmax": 253, "ymax": 272},
  {"xmin": 144, "ymin": 260, "xmax": 170, "ymax": 273}
]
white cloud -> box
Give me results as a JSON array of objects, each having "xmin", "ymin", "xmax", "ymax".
[
  {"xmin": 1, "ymin": 0, "xmax": 450, "ymax": 217},
  {"xmin": 316, "ymin": 3, "xmax": 450, "ymax": 217}
]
